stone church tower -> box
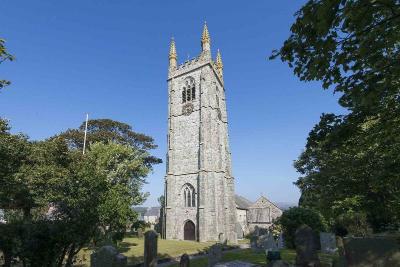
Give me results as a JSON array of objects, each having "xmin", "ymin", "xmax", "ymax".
[{"xmin": 164, "ymin": 24, "xmax": 237, "ymax": 243}]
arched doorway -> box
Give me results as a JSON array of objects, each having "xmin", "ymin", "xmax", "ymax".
[{"xmin": 183, "ymin": 220, "xmax": 195, "ymax": 240}]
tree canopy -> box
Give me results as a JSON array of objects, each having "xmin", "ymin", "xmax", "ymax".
[
  {"xmin": 58, "ymin": 118, "xmax": 162, "ymax": 167},
  {"xmin": 272, "ymin": 0, "xmax": 400, "ymax": 232},
  {"xmin": 0, "ymin": 118, "xmax": 160, "ymax": 266},
  {"xmin": 0, "ymin": 38, "xmax": 14, "ymax": 90},
  {"xmin": 271, "ymin": 0, "xmax": 400, "ymax": 113}
]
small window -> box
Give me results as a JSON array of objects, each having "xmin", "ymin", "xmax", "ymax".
[
  {"xmin": 182, "ymin": 183, "xmax": 196, "ymax": 207},
  {"xmin": 182, "ymin": 77, "xmax": 195, "ymax": 104}
]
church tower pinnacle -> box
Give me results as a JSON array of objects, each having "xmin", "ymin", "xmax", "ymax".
[
  {"xmin": 201, "ymin": 22, "xmax": 211, "ymax": 58},
  {"xmin": 216, "ymin": 49, "xmax": 223, "ymax": 79},
  {"xmin": 169, "ymin": 37, "xmax": 177, "ymax": 71}
]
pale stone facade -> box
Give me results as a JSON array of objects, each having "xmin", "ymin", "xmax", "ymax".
[
  {"xmin": 164, "ymin": 24, "xmax": 237, "ymax": 243},
  {"xmin": 234, "ymin": 195, "xmax": 283, "ymax": 238}
]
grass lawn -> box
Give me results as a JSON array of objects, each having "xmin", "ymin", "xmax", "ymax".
[
  {"xmin": 75, "ymin": 236, "xmax": 336, "ymax": 267},
  {"xmin": 75, "ymin": 234, "xmax": 215, "ymax": 266},
  {"xmin": 169, "ymin": 249, "xmax": 336, "ymax": 267}
]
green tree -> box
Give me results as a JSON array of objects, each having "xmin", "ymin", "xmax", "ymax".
[
  {"xmin": 0, "ymin": 118, "xmax": 30, "ymax": 211},
  {"xmin": 295, "ymin": 108, "xmax": 400, "ymax": 231},
  {"xmin": 87, "ymin": 142, "xmax": 152, "ymax": 242},
  {"xmin": 0, "ymin": 38, "xmax": 14, "ymax": 90},
  {"xmin": 58, "ymin": 118, "xmax": 162, "ymax": 166},
  {"xmin": 270, "ymin": 0, "xmax": 400, "ymax": 113},
  {"xmin": 0, "ymin": 119, "xmax": 160, "ymax": 266},
  {"xmin": 271, "ymin": 0, "xmax": 400, "ymax": 231},
  {"xmin": 276, "ymin": 207, "xmax": 327, "ymax": 248}
]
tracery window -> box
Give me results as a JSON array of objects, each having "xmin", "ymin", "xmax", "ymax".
[
  {"xmin": 182, "ymin": 183, "xmax": 196, "ymax": 207},
  {"xmin": 182, "ymin": 77, "xmax": 195, "ymax": 103}
]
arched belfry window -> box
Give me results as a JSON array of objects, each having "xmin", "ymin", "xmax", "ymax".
[
  {"xmin": 182, "ymin": 77, "xmax": 195, "ymax": 103},
  {"xmin": 182, "ymin": 183, "xmax": 196, "ymax": 207}
]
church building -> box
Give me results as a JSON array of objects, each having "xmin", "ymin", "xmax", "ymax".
[
  {"xmin": 163, "ymin": 24, "xmax": 237, "ymax": 243},
  {"xmin": 162, "ymin": 24, "xmax": 283, "ymax": 243}
]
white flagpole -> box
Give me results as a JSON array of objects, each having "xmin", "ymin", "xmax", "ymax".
[{"xmin": 83, "ymin": 113, "xmax": 89, "ymax": 155}]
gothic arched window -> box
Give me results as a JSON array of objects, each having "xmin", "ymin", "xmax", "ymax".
[
  {"xmin": 182, "ymin": 77, "xmax": 195, "ymax": 103},
  {"xmin": 182, "ymin": 183, "xmax": 196, "ymax": 207},
  {"xmin": 182, "ymin": 89, "xmax": 186, "ymax": 103}
]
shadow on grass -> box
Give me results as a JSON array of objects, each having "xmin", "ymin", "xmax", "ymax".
[{"xmin": 118, "ymin": 241, "xmax": 139, "ymax": 253}]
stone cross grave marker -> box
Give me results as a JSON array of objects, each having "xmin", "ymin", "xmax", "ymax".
[
  {"xmin": 144, "ymin": 230, "xmax": 158, "ymax": 267},
  {"xmin": 295, "ymin": 225, "xmax": 321, "ymax": 267}
]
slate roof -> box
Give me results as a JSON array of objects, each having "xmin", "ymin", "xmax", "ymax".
[
  {"xmin": 144, "ymin": 207, "xmax": 160, "ymax": 217},
  {"xmin": 235, "ymin": 195, "xmax": 253, "ymax": 209},
  {"xmin": 133, "ymin": 206, "xmax": 148, "ymax": 216}
]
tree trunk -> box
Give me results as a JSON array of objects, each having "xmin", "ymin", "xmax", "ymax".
[
  {"xmin": 56, "ymin": 246, "xmax": 68, "ymax": 267},
  {"xmin": 65, "ymin": 244, "xmax": 76, "ymax": 267},
  {"xmin": 22, "ymin": 207, "xmax": 31, "ymax": 222},
  {"xmin": 3, "ymin": 250, "xmax": 12, "ymax": 267}
]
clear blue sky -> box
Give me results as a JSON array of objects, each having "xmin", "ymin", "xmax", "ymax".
[{"xmin": 0, "ymin": 1, "xmax": 344, "ymax": 206}]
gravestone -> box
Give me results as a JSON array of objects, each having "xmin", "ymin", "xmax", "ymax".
[
  {"xmin": 250, "ymin": 235, "xmax": 258, "ymax": 250},
  {"xmin": 138, "ymin": 228, "xmax": 144, "ymax": 238},
  {"xmin": 258, "ymin": 234, "xmax": 267, "ymax": 248},
  {"xmin": 90, "ymin": 245, "xmax": 127, "ymax": 267},
  {"xmin": 277, "ymin": 233, "xmax": 285, "ymax": 249},
  {"xmin": 295, "ymin": 225, "xmax": 321, "ymax": 267},
  {"xmin": 263, "ymin": 232, "xmax": 277, "ymax": 251},
  {"xmin": 236, "ymin": 223, "xmax": 244, "ymax": 240},
  {"xmin": 144, "ymin": 230, "xmax": 158, "ymax": 267},
  {"xmin": 259, "ymin": 228, "xmax": 269, "ymax": 236},
  {"xmin": 114, "ymin": 254, "xmax": 128, "ymax": 267},
  {"xmin": 219, "ymin": 233, "xmax": 227, "ymax": 244},
  {"xmin": 254, "ymin": 226, "xmax": 260, "ymax": 236},
  {"xmin": 343, "ymin": 236, "xmax": 400, "ymax": 267},
  {"xmin": 208, "ymin": 244, "xmax": 223, "ymax": 267},
  {"xmin": 319, "ymin": 232, "xmax": 337, "ymax": 254},
  {"xmin": 180, "ymin": 253, "xmax": 190, "ymax": 267}
]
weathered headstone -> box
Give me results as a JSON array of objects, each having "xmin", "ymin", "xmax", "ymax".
[
  {"xmin": 144, "ymin": 230, "xmax": 158, "ymax": 267},
  {"xmin": 257, "ymin": 234, "xmax": 267, "ymax": 249},
  {"xmin": 263, "ymin": 232, "xmax": 277, "ymax": 251},
  {"xmin": 295, "ymin": 225, "xmax": 321, "ymax": 267},
  {"xmin": 250, "ymin": 235, "xmax": 258, "ymax": 250},
  {"xmin": 138, "ymin": 228, "xmax": 144, "ymax": 238},
  {"xmin": 218, "ymin": 233, "xmax": 227, "ymax": 244},
  {"xmin": 259, "ymin": 227, "xmax": 269, "ymax": 236},
  {"xmin": 254, "ymin": 226, "xmax": 260, "ymax": 236},
  {"xmin": 343, "ymin": 236, "xmax": 400, "ymax": 267},
  {"xmin": 90, "ymin": 245, "xmax": 127, "ymax": 267},
  {"xmin": 208, "ymin": 244, "xmax": 222, "ymax": 267},
  {"xmin": 277, "ymin": 233, "xmax": 285, "ymax": 249},
  {"xmin": 320, "ymin": 232, "xmax": 337, "ymax": 254},
  {"xmin": 114, "ymin": 254, "xmax": 128, "ymax": 267},
  {"xmin": 180, "ymin": 253, "xmax": 190, "ymax": 267}
]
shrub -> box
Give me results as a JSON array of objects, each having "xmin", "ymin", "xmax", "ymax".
[
  {"xmin": 276, "ymin": 207, "xmax": 327, "ymax": 248},
  {"xmin": 334, "ymin": 212, "xmax": 372, "ymax": 237}
]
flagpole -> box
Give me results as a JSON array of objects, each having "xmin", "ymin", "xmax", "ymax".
[{"xmin": 83, "ymin": 113, "xmax": 89, "ymax": 155}]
